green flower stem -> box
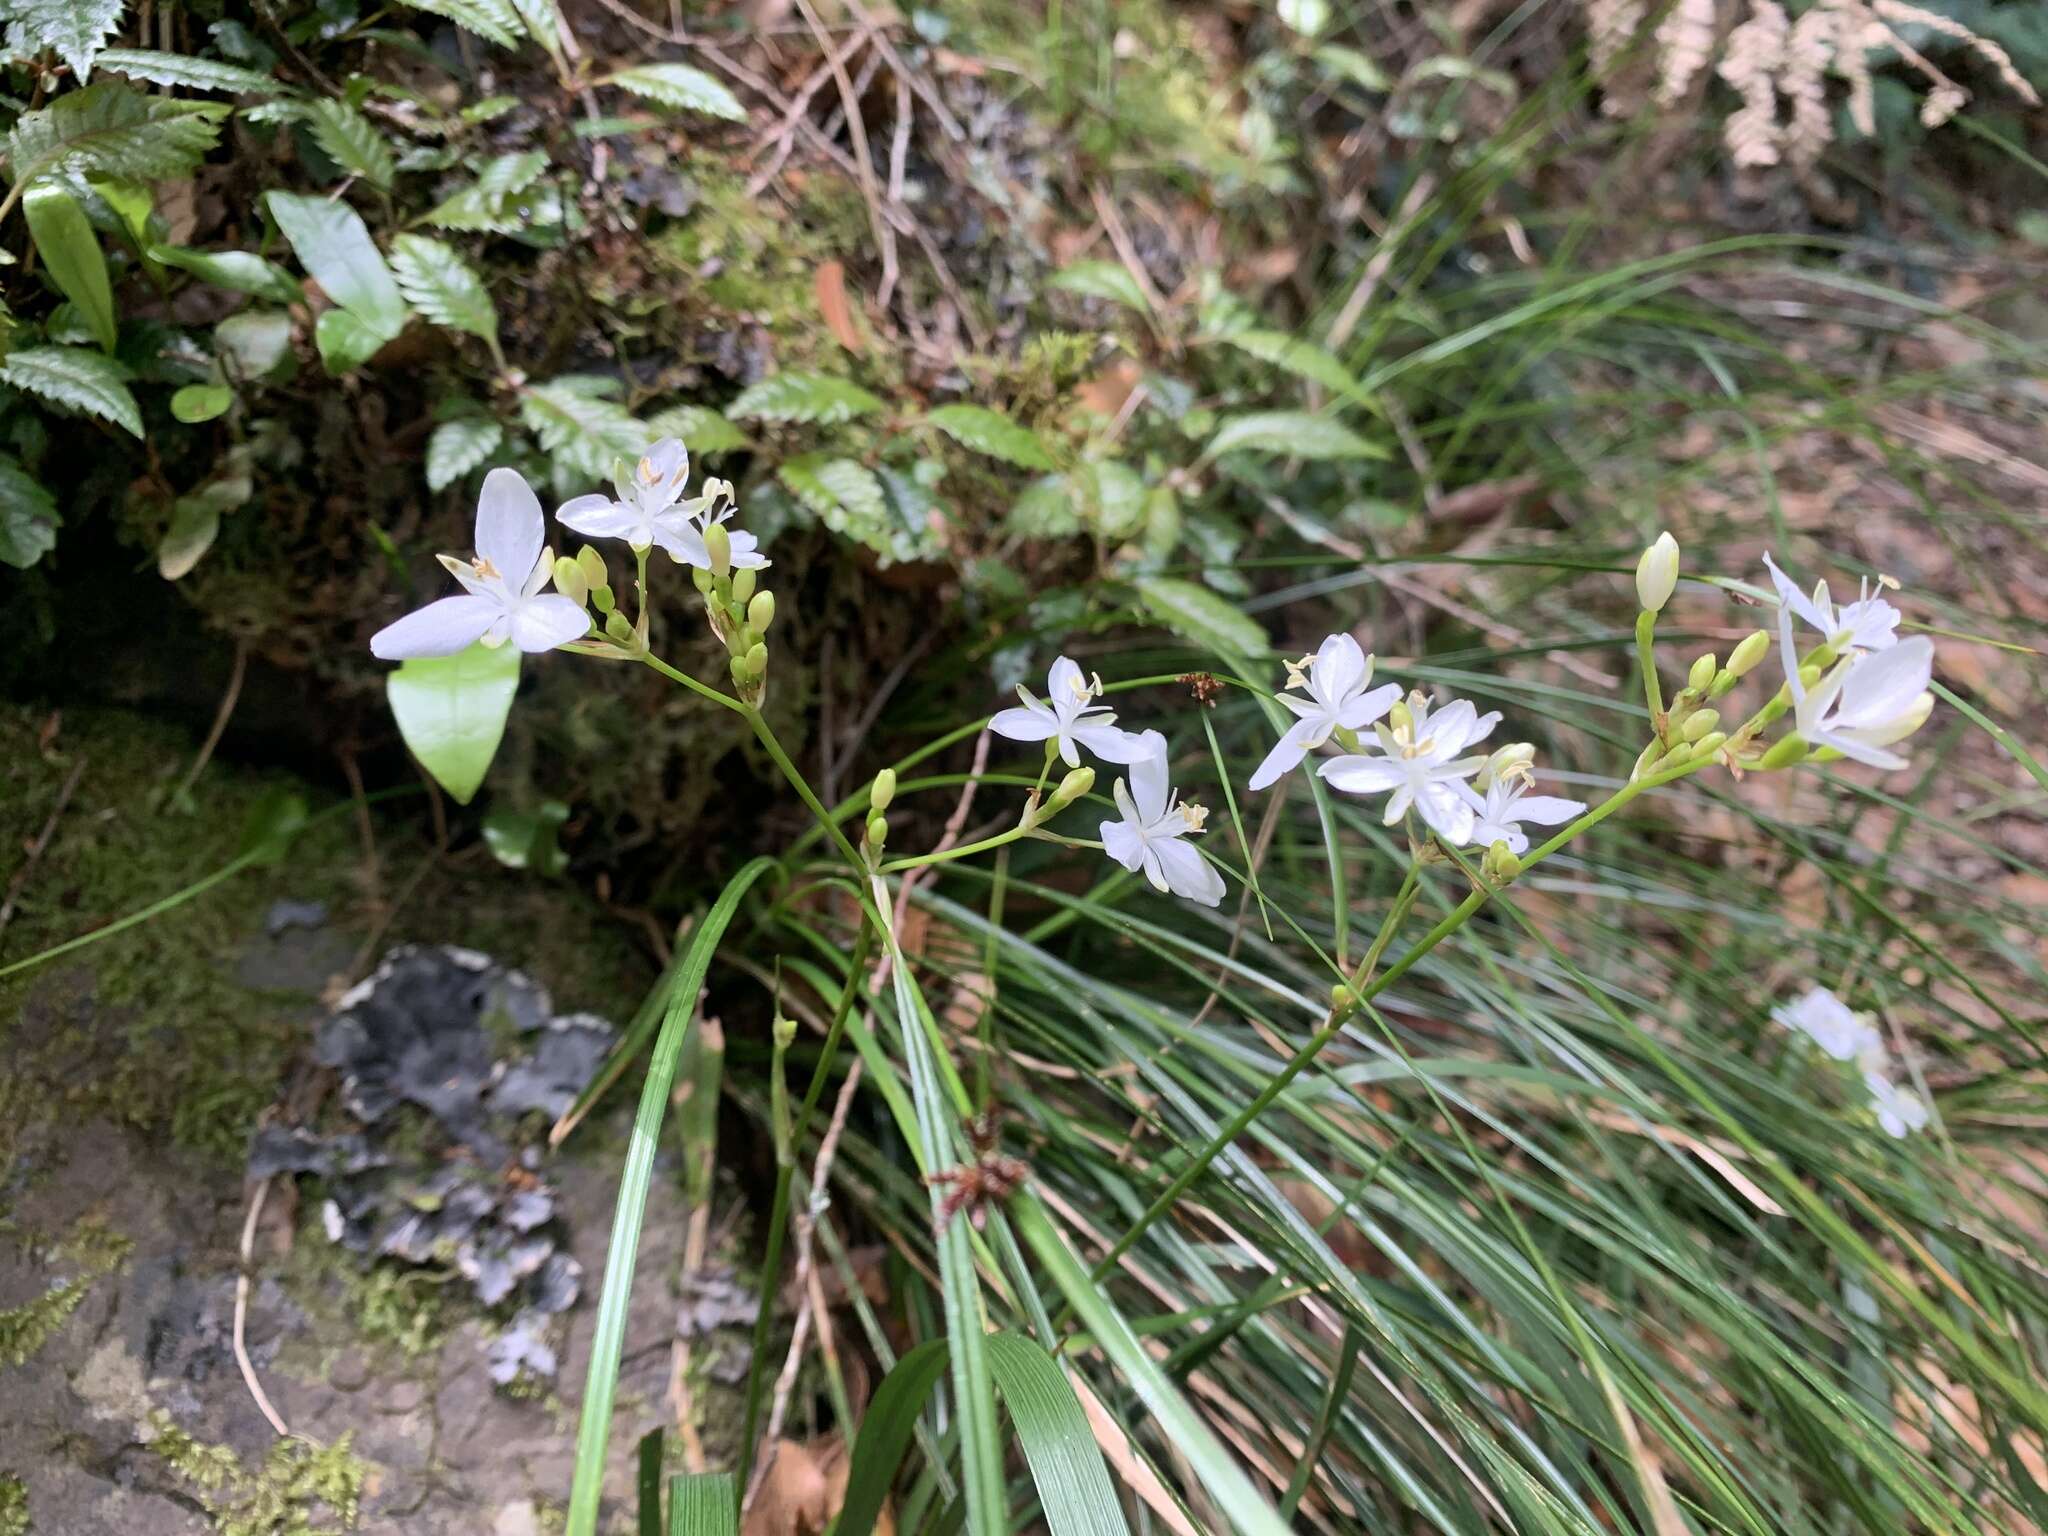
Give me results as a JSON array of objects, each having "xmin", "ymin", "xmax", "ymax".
[
  {"xmin": 641, "ymin": 651, "xmax": 746, "ymax": 715},
  {"xmin": 1635, "ymin": 610, "xmax": 1665, "ymax": 733}
]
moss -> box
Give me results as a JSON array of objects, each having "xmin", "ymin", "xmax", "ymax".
[
  {"xmin": 0, "ymin": 1216, "xmax": 132, "ymax": 1368},
  {"xmin": 0, "ymin": 1476, "xmax": 25, "ymax": 1536},
  {"xmin": 146, "ymin": 1417, "xmax": 369, "ymax": 1536},
  {"xmin": 337, "ymin": 1264, "xmax": 449, "ymax": 1364}
]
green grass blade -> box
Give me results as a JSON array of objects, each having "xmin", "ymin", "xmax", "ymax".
[
  {"xmin": 985, "ymin": 1332, "xmax": 1132, "ymax": 1536},
  {"xmin": 669, "ymin": 1472, "xmax": 737, "ymax": 1536},
  {"xmin": 833, "ymin": 1338, "xmax": 951, "ymax": 1536}
]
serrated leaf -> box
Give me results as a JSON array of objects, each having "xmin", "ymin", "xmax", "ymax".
[
  {"xmin": 386, "ymin": 640, "xmax": 521, "ymax": 804},
  {"xmin": 507, "ymin": 0, "xmax": 566, "ymax": 61},
  {"xmin": 1135, "ymin": 574, "xmax": 1267, "ymax": 661},
  {"xmin": 6, "ymin": 80, "xmax": 228, "ymax": 189},
  {"xmin": 729, "ymin": 371, "xmax": 883, "ymax": 426},
  {"xmin": 607, "ymin": 63, "xmax": 746, "ymax": 121},
  {"xmin": 151, "ymin": 244, "xmax": 305, "ymax": 304},
  {"xmin": 1314, "ymin": 42, "xmax": 1392, "ymax": 92},
  {"xmin": 265, "ymin": 191, "xmax": 408, "ymax": 360},
  {"xmin": 1205, "ymin": 329, "xmax": 1362, "ymax": 397},
  {"xmin": 521, "ymin": 378, "xmax": 645, "ymax": 478},
  {"xmin": 426, "ymin": 416, "xmax": 504, "ymax": 490},
  {"xmin": 389, "ymin": 233, "xmax": 497, "ymax": 346},
  {"xmin": 0, "ymin": 453, "xmax": 58, "ymax": 568},
  {"xmin": 303, "ymin": 98, "xmax": 397, "ymax": 192},
  {"xmin": 1079, "ymin": 458, "xmax": 1146, "ymax": 541},
  {"xmin": 642, "ymin": 402, "xmax": 747, "ymax": 455},
  {"xmin": 94, "ymin": 48, "xmax": 279, "ymax": 94},
  {"xmin": 1047, "ymin": 259, "xmax": 1150, "ymax": 312},
  {"xmin": 1, "ymin": 0, "xmax": 122, "ymax": 80},
  {"xmin": 0, "ymin": 345, "xmax": 142, "ymax": 436},
  {"xmin": 1206, "ymin": 410, "xmax": 1386, "ymax": 461},
  {"xmin": 423, "ymin": 150, "xmax": 554, "ymax": 232},
  {"xmin": 393, "ymin": 0, "xmax": 522, "ymax": 47},
  {"xmin": 925, "ymin": 403, "xmax": 1053, "ymax": 469},
  {"xmin": 780, "ymin": 454, "xmax": 938, "ymax": 566},
  {"xmin": 22, "ymin": 183, "xmax": 116, "ymax": 353}
]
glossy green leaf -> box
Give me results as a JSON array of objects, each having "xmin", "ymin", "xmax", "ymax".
[
  {"xmin": 237, "ymin": 788, "xmax": 310, "ymax": 868},
  {"xmin": 394, "ymin": 0, "xmax": 523, "ymax": 47},
  {"xmin": 0, "ymin": 453, "xmax": 59, "ymax": 568},
  {"xmin": 1203, "ymin": 329, "xmax": 1363, "ymax": 397},
  {"xmin": 94, "ymin": 48, "xmax": 279, "ymax": 94},
  {"xmin": 666, "ymin": 1472, "xmax": 736, "ymax": 1536},
  {"xmin": 385, "ymin": 639, "xmax": 521, "ymax": 804},
  {"xmin": 2, "ymin": 0, "xmax": 122, "ymax": 80},
  {"xmin": 925, "ymin": 403, "xmax": 1054, "ymax": 469},
  {"xmin": 5, "ymin": 81, "xmax": 228, "ymax": 188},
  {"xmin": 22, "ymin": 183, "xmax": 116, "ymax": 353},
  {"xmin": 481, "ymin": 800, "xmax": 569, "ymax": 875},
  {"xmin": 641, "ymin": 402, "xmax": 748, "ymax": 455},
  {"xmin": 833, "ymin": 1339, "xmax": 951, "ymax": 1536},
  {"xmin": 303, "ymin": 98, "xmax": 397, "ymax": 192},
  {"xmin": 0, "ymin": 345, "xmax": 142, "ymax": 436},
  {"xmin": 521, "ymin": 378, "xmax": 645, "ymax": 478},
  {"xmin": 170, "ymin": 384, "xmax": 233, "ymax": 424},
  {"xmin": 1134, "ymin": 574, "xmax": 1266, "ymax": 661},
  {"xmin": 264, "ymin": 191, "xmax": 409, "ymax": 354},
  {"xmin": 151, "ymin": 245, "xmax": 305, "ymax": 305},
  {"xmin": 729, "ymin": 371, "xmax": 883, "ymax": 425},
  {"xmin": 215, "ymin": 310, "xmax": 295, "ymax": 380},
  {"xmin": 1046, "ymin": 260, "xmax": 1150, "ymax": 312},
  {"xmin": 389, "ymin": 233, "xmax": 498, "ymax": 346},
  {"xmin": 314, "ymin": 308, "xmax": 394, "ymax": 374}
]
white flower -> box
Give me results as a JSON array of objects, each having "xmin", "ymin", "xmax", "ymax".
[
  {"xmin": 1457, "ymin": 774, "xmax": 1585, "ymax": 856},
  {"xmin": 1247, "ymin": 633, "xmax": 1401, "ymax": 791},
  {"xmin": 1636, "ymin": 531, "xmax": 1679, "ymax": 613},
  {"xmin": 1317, "ymin": 690, "xmax": 1501, "ymax": 844},
  {"xmin": 1780, "ymin": 609, "xmax": 1935, "ymax": 771},
  {"xmin": 1762, "ymin": 551, "xmax": 1900, "ymax": 653},
  {"xmin": 370, "ymin": 468, "xmax": 590, "ymax": 660},
  {"xmin": 991, "ymin": 656, "xmax": 1155, "ymax": 768},
  {"xmin": 1862, "ymin": 1070, "xmax": 1929, "ymax": 1138},
  {"xmin": 1100, "ymin": 741, "xmax": 1225, "ymax": 907},
  {"xmin": 556, "ymin": 439, "xmax": 768, "ymax": 570},
  {"xmin": 1772, "ymin": 986, "xmax": 1882, "ymax": 1062}
]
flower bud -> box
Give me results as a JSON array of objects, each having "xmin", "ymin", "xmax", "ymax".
[
  {"xmin": 1758, "ymin": 734, "xmax": 1810, "ymax": 770},
  {"xmin": 1630, "ymin": 741, "xmax": 1665, "ymax": 782},
  {"xmin": 1388, "ymin": 698, "xmax": 1415, "ymax": 733},
  {"xmin": 1474, "ymin": 742, "xmax": 1533, "ymax": 792},
  {"xmin": 1481, "ymin": 840, "xmax": 1521, "ymax": 884},
  {"xmin": 604, "ymin": 610, "xmax": 634, "ymax": 645},
  {"xmin": 1329, "ymin": 983, "xmax": 1356, "ymax": 1015},
  {"xmin": 744, "ymin": 642, "xmax": 769, "ymax": 679},
  {"xmin": 553, "ymin": 555, "xmax": 588, "ymax": 605},
  {"xmin": 703, "ymin": 521, "xmax": 732, "ymax": 577},
  {"xmin": 691, "ymin": 567, "xmax": 714, "ymax": 594},
  {"xmin": 576, "ymin": 544, "xmax": 609, "ymax": 590},
  {"xmin": 1048, "ymin": 766, "xmax": 1095, "ymax": 809},
  {"xmin": 1798, "ymin": 662, "xmax": 1822, "ymax": 691},
  {"xmin": 747, "ymin": 590, "xmax": 775, "ymax": 633},
  {"xmin": 871, "ymin": 768, "xmax": 897, "ymax": 811},
  {"xmin": 1687, "ymin": 730, "xmax": 1727, "ymax": 760},
  {"xmin": 1725, "ymin": 628, "xmax": 1770, "ymax": 678},
  {"xmin": 866, "ymin": 813, "xmax": 888, "ymax": 847},
  {"xmin": 1861, "ymin": 690, "xmax": 1934, "ymax": 749},
  {"xmin": 1635, "ymin": 531, "xmax": 1679, "ymax": 614},
  {"xmin": 591, "ymin": 583, "xmax": 616, "ymax": 615},
  {"xmin": 729, "ymin": 657, "xmax": 748, "ymax": 687},
  {"xmin": 1687, "ymin": 653, "xmax": 1717, "ymax": 693},
  {"xmin": 772, "ymin": 1015, "xmax": 798, "ymax": 1050},
  {"xmin": 1681, "ymin": 708, "xmax": 1721, "ymax": 742},
  {"xmin": 731, "ymin": 566, "xmax": 757, "ymax": 605}
]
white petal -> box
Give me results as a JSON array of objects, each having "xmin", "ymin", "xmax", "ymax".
[
  {"xmin": 1336, "ymin": 682, "xmax": 1401, "ymax": 732},
  {"xmin": 990, "ymin": 704, "xmax": 1058, "ymax": 743},
  {"xmin": 1047, "ymin": 656, "xmax": 1087, "ymax": 705},
  {"xmin": 1381, "ymin": 785, "xmax": 1414, "ymax": 826},
  {"xmin": 1762, "ymin": 551, "xmax": 1828, "ymax": 632},
  {"xmin": 1832, "ymin": 638, "xmax": 1933, "ymax": 730},
  {"xmin": 557, "ymin": 496, "xmax": 644, "ymax": 544},
  {"xmin": 1275, "ymin": 692, "xmax": 1323, "ymax": 721},
  {"xmin": 1138, "ymin": 844, "xmax": 1169, "ymax": 894},
  {"xmin": 1074, "ymin": 722, "xmax": 1159, "ymax": 766},
  {"xmin": 1506, "ymin": 794, "xmax": 1585, "ymax": 829},
  {"xmin": 1837, "ymin": 596, "xmax": 1900, "ymax": 651},
  {"xmin": 1100, "ymin": 817, "xmax": 1146, "ymax": 872},
  {"xmin": 475, "ymin": 467, "xmax": 545, "ymax": 585},
  {"xmin": 1152, "ymin": 837, "xmax": 1224, "ymax": 907},
  {"xmin": 726, "ymin": 529, "xmax": 770, "ymax": 569},
  {"xmin": 371, "ymin": 594, "xmax": 502, "ymax": 659},
  {"xmin": 640, "ymin": 437, "xmax": 689, "ymax": 501},
  {"xmin": 508, "ymin": 594, "xmax": 591, "ymax": 653},
  {"xmin": 1126, "ymin": 744, "xmax": 1172, "ymax": 824},
  {"xmin": 1415, "ymin": 782, "xmax": 1476, "ymax": 845},
  {"xmin": 1812, "ymin": 728, "xmax": 1909, "ymax": 773},
  {"xmin": 1318, "ymin": 755, "xmax": 1406, "ymax": 795},
  {"xmin": 656, "ymin": 520, "xmax": 713, "ymax": 568},
  {"xmin": 1248, "ymin": 719, "xmax": 1320, "ymax": 791},
  {"xmin": 1312, "ymin": 632, "xmax": 1367, "ymax": 706}
]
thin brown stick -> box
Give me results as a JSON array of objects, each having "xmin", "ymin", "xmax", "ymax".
[
  {"xmin": 839, "ymin": 0, "xmax": 965, "ymax": 140},
  {"xmin": 339, "ymin": 749, "xmax": 383, "ymax": 920},
  {"xmin": 176, "ymin": 640, "xmax": 248, "ymax": 805},
  {"xmin": 795, "ymin": 0, "xmax": 898, "ymax": 313},
  {"xmin": 744, "ymin": 27, "xmax": 872, "ymax": 197},
  {"xmin": 1090, "ymin": 184, "xmax": 1170, "ymax": 316},
  {"xmin": 235, "ymin": 1176, "xmax": 291, "ymax": 1438},
  {"xmin": 1327, "ymin": 174, "xmax": 1435, "ymax": 350},
  {"xmin": 0, "ymin": 756, "xmax": 85, "ymax": 942}
]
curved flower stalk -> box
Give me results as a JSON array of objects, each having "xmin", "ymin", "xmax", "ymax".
[
  {"xmin": 1318, "ymin": 691, "xmax": 1502, "ymax": 844},
  {"xmin": 991, "ymin": 657, "xmax": 1156, "ymax": 768},
  {"xmin": 1100, "ymin": 738, "xmax": 1224, "ymax": 907},
  {"xmin": 1247, "ymin": 633, "xmax": 1401, "ymax": 791},
  {"xmin": 370, "ymin": 468, "xmax": 589, "ymax": 660},
  {"xmin": 1763, "ymin": 550, "xmax": 1900, "ymax": 652},
  {"xmin": 557, "ymin": 439, "xmax": 767, "ymax": 571}
]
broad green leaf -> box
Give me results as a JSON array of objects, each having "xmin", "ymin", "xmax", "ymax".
[
  {"xmin": 5, "ymin": 81, "xmax": 228, "ymax": 188},
  {"xmin": 93, "ymin": 48, "xmax": 278, "ymax": 94},
  {"xmin": 926, "ymin": 403, "xmax": 1054, "ymax": 469},
  {"xmin": 641, "ymin": 402, "xmax": 747, "ymax": 455},
  {"xmin": 1047, "ymin": 260, "xmax": 1150, "ymax": 312},
  {"xmin": 664, "ymin": 1472, "xmax": 736, "ymax": 1536},
  {"xmin": 482, "ymin": 800, "xmax": 569, "ymax": 875},
  {"xmin": 393, "ymin": 0, "xmax": 522, "ymax": 46},
  {"xmin": 151, "ymin": 244, "xmax": 305, "ymax": 305},
  {"xmin": 22, "ymin": 183, "xmax": 116, "ymax": 353},
  {"xmin": 1, "ymin": 0, "xmax": 123, "ymax": 80},
  {"xmin": 385, "ymin": 639, "xmax": 522, "ymax": 804},
  {"xmin": 1006, "ymin": 473, "xmax": 1081, "ymax": 539},
  {"xmin": 314, "ymin": 308, "xmax": 393, "ymax": 374},
  {"xmin": 389, "ymin": 233, "xmax": 498, "ymax": 346},
  {"xmin": 729, "ymin": 371, "xmax": 883, "ymax": 425},
  {"xmin": 834, "ymin": 1340, "xmax": 952, "ymax": 1536},
  {"xmin": 425, "ymin": 416, "xmax": 504, "ymax": 490},
  {"xmin": 1079, "ymin": 459, "xmax": 1146, "ymax": 541},
  {"xmin": 265, "ymin": 191, "xmax": 408, "ymax": 333},
  {"xmin": 1134, "ymin": 574, "xmax": 1267, "ymax": 661},
  {"xmin": 237, "ymin": 788, "xmax": 310, "ymax": 868},
  {"xmin": 215, "ymin": 310, "xmax": 295, "ymax": 380},
  {"xmin": 303, "ymin": 98, "xmax": 397, "ymax": 192},
  {"xmin": 508, "ymin": 0, "xmax": 567, "ymax": 63},
  {"xmin": 0, "ymin": 345, "xmax": 142, "ymax": 436},
  {"xmin": 520, "ymin": 378, "xmax": 644, "ymax": 478},
  {"xmin": 607, "ymin": 63, "xmax": 746, "ymax": 121},
  {"xmin": 170, "ymin": 384, "xmax": 233, "ymax": 423},
  {"xmin": 1204, "ymin": 329, "xmax": 1362, "ymax": 397},
  {"xmin": 1205, "ymin": 409, "xmax": 1386, "ymax": 460},
  {"xmin": 158, "ymin": 495, "xmax": 222, "ymax": 579},
  {"xmin": 0, "ymin": 453, "xmax": 58, "ymax": 568}
]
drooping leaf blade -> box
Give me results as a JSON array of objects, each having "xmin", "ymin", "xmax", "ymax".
[
  {"xmin": 5, "ymin": 81, "xmax": 229, "ymax": 188},
  {"xmin": 385, "ymin": 639, "xmax": 522, "ymax": 803},
  {"xmin": 150, "ymin": 244, "xmax": 305, "ymax": 304}
]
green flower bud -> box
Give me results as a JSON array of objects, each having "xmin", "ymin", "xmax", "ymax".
[
  {"xmin": 871, "ymin": 768, "xmax": 897, "ymax": 811},
  {"xmin": 1681, "ymin": 708, "xmax": 1721, "ymax": 742},
  {"xmin": 772, "ymin": 1015, "xmax": 798, "ymax": 1050},
  {"xmin": 1481, "ymin": 840, "xmax": 1521, "ymax": 884},
  {"xmin": 1049, "ymin": 766, "xmax": 1095, "ymax": 808},
  {"xmin": 576, "ymin": 544, "xmax": 609, "ymax": 590},
  {"xmin": 744, "ymin": 642, "xmax": 769, "ymax": 680},
  {"xmin": 1330, "ymin": 983, "xmax": 1356, "ymax": 1014},
  {"xmin": 1688, "ymin": 653, "xmax": 1717, "ymax": 692},
  {"xmin": 1388, "ymin": 698, "xmax": 1414, "ymax": 733},
  {"xmin": 703, "ymin": 521, "xmax": 732, "ymax": 577},
  {"xmin": 1798, "ymin": 662, "xmax": 1822, "ymax": 691},
  {"xmin": 552, "ymin": 555, "xmax": 588, "ymax": 606},
  {"xmin": 866, "ymin": 813, "xmax": 888, "ymax": 847},
  {"xmin": 748, "ymin": 591, "xmax": 775, "ymax": 633},
  {"xmin": 731, "ymin": 566, "xmax": 756, "ymax": 605},
  {"xmin": 729, "ymin": 656, "xmax": 749, "ymax": 687},
  {"xmin": 1630, "ymin": 741, "xmax": 1665, "ymax": 782},
  {"xmin": 692, "ymin": 567, "xmax": 714, "ymax": 594},
  {"xmin": 1688, "ymin": 730, "xmax": 1728, "ymax": 760},
  {"xmin": 1758, "ymin": 734, "xmax": 1810, "ymax": 770},
  {"xmin": 592, "ymin": 583, "xmax": 616, "ymax": 615},
  {"xmin": 1635, "ymin": 531, "xmax": 1679, "ymax": 614},
  {"xmin": 1726, "ymin": 628, "xmax": 1770, "ymax": 678},
  {"xmin": 603, "ymin": 610, "xmax": 634, "ymax": 645}
]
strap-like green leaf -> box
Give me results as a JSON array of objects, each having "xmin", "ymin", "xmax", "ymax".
[
  {"xmin": 832, "ymin": 1339, "xmax": 951, "ymax": 1536},
  {"xmin": 667, "ymin": 1472, "xmax": 737, "ymax": 1536},
  {"xmin": 22, "ymin": 183, "xmax": 116, "ymax": 353}
]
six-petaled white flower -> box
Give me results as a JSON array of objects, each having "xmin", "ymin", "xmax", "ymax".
[
  {"xmin": 1318, "ymin": 691, "xmax": 1501, "ymax": 844},
  {"xmin": 1862, "ymin": 1070, "xmax": 1929, "ymax": 1139},
  {"xmin": 1100, "ymin": 737, "xmax": 1225, "ymax": 907},
  {"xmin": 1772, "ymin": 986, "xmax": 1882, "ymax": 1062},
  {"xmin": 557, "ymin": 440, "xmax": 768, "ymax": 571},
  {"xmin": 1248, "ymin": 633, "xmax": 1401, "ymax": 791},
  {"xmin": 991, "ymin": 656, "xmax": 1155, "ymax": 768},
  {"xmin": 1458, "ymin": 772, "xmax": 1585, "ymax": 856},
  {"xmin": 1780, "ymin": 610, "xmax": 1935, "ymax": 771},
  {"xmin": 370, "ymin": 468, "xmax": 590, "ymax": 660},
  {"xmin": 1763, "ymin": 551, "xmax": 1901, "ymax": 653}
]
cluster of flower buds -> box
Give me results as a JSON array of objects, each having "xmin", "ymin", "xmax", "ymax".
[
  {"xmin": 691, "ymin": 527, "xmax": 777, "ymax": 705},
  {"xmin": 865, "ymin": 768, "xmax": 895, "ymax": 858}
]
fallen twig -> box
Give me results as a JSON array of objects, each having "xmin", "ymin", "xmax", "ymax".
[
  {"xmin": 235, "ymin": 1175, "xmax": 292, "ymax": 1438},
  {"xmin": 0, "ymin": 756, "xmax": 85, "ymax": 943}
]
